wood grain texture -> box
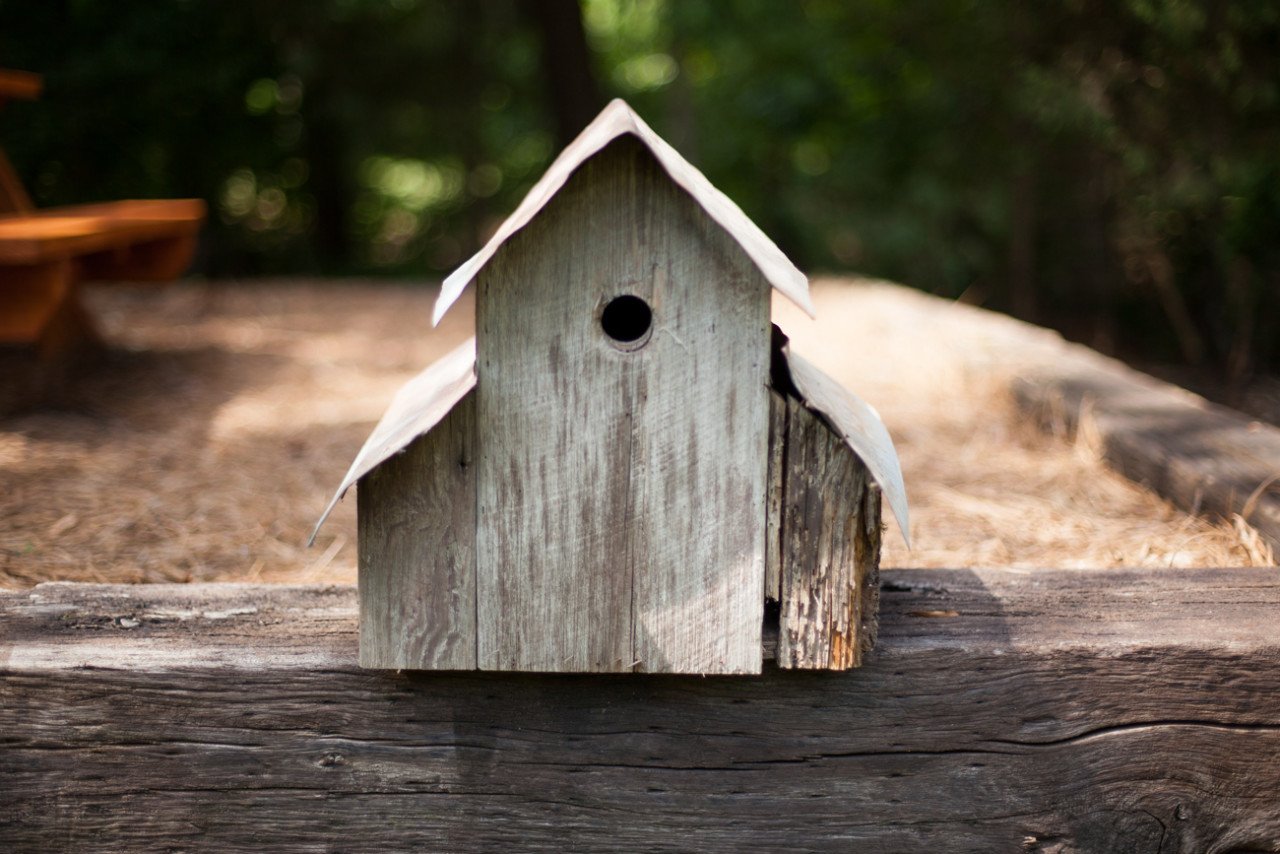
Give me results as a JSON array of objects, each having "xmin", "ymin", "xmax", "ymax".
[
  {"xmin": 4, "ymin": 570, "xmax": 1280, "ymax": 852},
  {"xmin": 358, "ymin": 391, "xmax": 475, "ymax": 669},
  {"xmin": 777, "ymin": 397, "xmax": 878, "ymax": 669},
  {"xmin": 857, "ymin": 476, "xmax": 883, "ymax": 658},
  {"xmin": 1010, "ymin": 342, "xmax": 1280, "ymax": 553},
  {"xmin": 781, "ymin": 344, "xmax": 909, "ymax": 544},
  {"xmin": 475, "ymin": 136, "xmax": 768, "ymax": 673}
]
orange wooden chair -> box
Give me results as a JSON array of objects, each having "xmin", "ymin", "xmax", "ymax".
[{"xmin": 0, "ymin": 69, "xmax": 206, "ymax": 356}]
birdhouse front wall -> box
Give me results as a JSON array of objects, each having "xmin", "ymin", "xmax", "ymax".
[
  {"xmin": 342, "ymin": 104, "xmax": 903, "ymax": 676},
  {"xmin": 474, "ymin": 137, "xmax": 771, "ymax": 673}
]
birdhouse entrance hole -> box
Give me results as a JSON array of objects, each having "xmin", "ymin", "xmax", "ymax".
[{"xmin": 600, "ymin": 294, "xmax": 652, "ymax": 348}]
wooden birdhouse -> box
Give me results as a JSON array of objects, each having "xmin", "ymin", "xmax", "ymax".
[{"xmin": 315, "ymin": 100, "xmax": 908, "ymax": 675}]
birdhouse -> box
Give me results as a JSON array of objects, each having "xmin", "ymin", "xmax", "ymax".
[{"xmin": 315, "ymin": 100, "xmax": 908, "ymax": 675}]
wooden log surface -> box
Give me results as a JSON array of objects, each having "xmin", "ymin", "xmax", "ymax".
[{"xmin": 3, "ymin": 569, "xmax": 1280, "ymax": 852}]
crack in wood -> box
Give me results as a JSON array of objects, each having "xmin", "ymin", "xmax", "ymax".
[{"xmin": 994, "ymin": 719, "xmax": 1280, "ymax": 749}]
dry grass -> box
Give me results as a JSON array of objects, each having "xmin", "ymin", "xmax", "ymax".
[
  {"xmin": 0, "ymin": 281, "xmax": 472, "ymax": 587},
  {"xmin": 779, "ymin": 278, "xmax": 1274, "ymax": 569},
  {"xmin": 0, "ymin": 276, "xmax": 1271, "ymax": 588}
]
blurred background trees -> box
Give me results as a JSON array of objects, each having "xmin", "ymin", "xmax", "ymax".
[{"xmin": 2, "ymin": 0, "xmax": 1277, "ymax": 377}]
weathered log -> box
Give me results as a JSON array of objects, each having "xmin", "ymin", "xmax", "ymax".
[
  {"xmin": 1010, "ymin": 338, "xmax": 1280, "ymax": 554},
  {"xmin": 3, "ymin": 569, "xmax": 1280, "ymax": 852}
]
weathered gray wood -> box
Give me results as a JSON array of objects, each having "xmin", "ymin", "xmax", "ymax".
[
  {"xmin": 778, "ymin": 397, "xmax": 877, "ymax": 669},
  {"xmin": 433, "ymin": 98, "xmax": 814, "ymax": 325},
  {"xmin": 475, "ymin": 136, "xmax": 768, "ymax": 674},
  {"xmin": 765, "ymin": 390, "xmax": 786, "ymax": 602},
  {"xmin": 857, "ymin": 478, "xmax": 883, "ymax": 657},
  {"xmin": 1012, "ymin": 357, "xmax": 1280, "ymax": 553},
  {"xmin": 626, "ymin": 140, "xmax": 770, "ymax": 675},
  {"xmin": 314, "ymin": 336, "xmax": 476, "ymax": 539},
  {"xmin": 3, "ymin": 570, "xmax": 1280, "ymax": 852},
  {"xmin": 358, "ymin": 390, "xmax": 475, "ymax": 669}
]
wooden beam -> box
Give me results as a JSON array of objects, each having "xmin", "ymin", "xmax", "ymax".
[
  {"xmin": 0, "ymin": 69, "xmax": 43, "ymax": 101},
  {"xmin": 3, "ymin": 569, "xmax": 1279, "ymax": 851},
  {"xmin": 0, "ymin": 199, "xmax": 205, "ymax": 265},
  {"xmin": 1012, "ymin": 352, "xmax": 1280, "ymax": 552}
]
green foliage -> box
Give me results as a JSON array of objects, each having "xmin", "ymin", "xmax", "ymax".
[
  {"xmin": 588, "ymin": 0, "xmax": 1280, "ymax": 373},
  {"xmin": 2, "ymin": 0, "xmax": 1276, "ymax": 372},
  {"xmin": 1, "ymin": 0, "xmax": 553, "ymax": 274}
]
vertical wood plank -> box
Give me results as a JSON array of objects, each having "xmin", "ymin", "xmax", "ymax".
[
  {"xmin": 358, "ymin": 391, "xmax": 476, "ymax": 670},
  {"xmin": 475, "ymin": 141, "xmax": 642, "ymax": 672},
  {"xmin": 475, "ymin": 136, "xmax": 768, "ymax": 673},
  {"xmin": 626, "ymin": 156, "xmax": 770, "ymax": 674},
  {"xmin": 778, "ymin": 398, "xmax": 874, "ymax": 670},
  {"xmin": 765, "ymin": 390, "xmax": 787, "ymax": 602},
  {"xmin": 856, "ymin": 480, "xmax": 883, "ymax": 664}
]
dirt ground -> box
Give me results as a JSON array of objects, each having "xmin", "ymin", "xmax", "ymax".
[{"xmin": 0, "ymin": 277, "xmax": 1271, "ymax": 588}]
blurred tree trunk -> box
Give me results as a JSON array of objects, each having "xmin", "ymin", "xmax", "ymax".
[
  {"xmin": 1008, "ymin": 168, "xmax": 1037, "ymax": 322},
  {"xmin": 527, "ymin": 0, "xmax": 603, "ymax": 146},
  {"xmin": 302, "ymin": 70, "xmax": 354, "ymax": 273}
]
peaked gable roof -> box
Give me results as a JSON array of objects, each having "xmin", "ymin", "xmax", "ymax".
[
  {"xmin": 432, "ymin": 98, "xmax": 815, "ymax": 326},
  {"xmin": 312, "ymin": 335, "xmax": 909, "ymax": 546}
]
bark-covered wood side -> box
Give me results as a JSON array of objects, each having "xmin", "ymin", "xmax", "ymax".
[
  {"xmin": 777, "ymin": 396, "xmax": 879, "ymax": 669},
  {"xmin": 474, "ymin": 135, "xmax": 768, "ymax": 674},
  {"xmin": 358, "ymin": 392, "xmax": 476, "ymax": 670},
  {"xmin": 765, "ymin": 390, "xmax": 786, "ymax": 603},
  {"xmin": 4, "ymin": 571, "xmax": 1280, "ymax": 852},
  {"xmin": 856, "ymin": 476, "xmax": 883, "ymax": 659}
]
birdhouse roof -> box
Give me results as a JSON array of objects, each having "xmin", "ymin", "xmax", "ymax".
[
  {"xmin": 311, "ymin": 337, "xmax": 475, "ymax": 543},
  {"xmin": 312, "ymin": 336, "xmax": 909, "ymax": 546},
  {"xmin": 778, "ymin": 344, "xmax": 910, "ymax": 546},
  {"xmin": 431, "ymin": 98, "xmax": 816, "ymax": 326}
]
